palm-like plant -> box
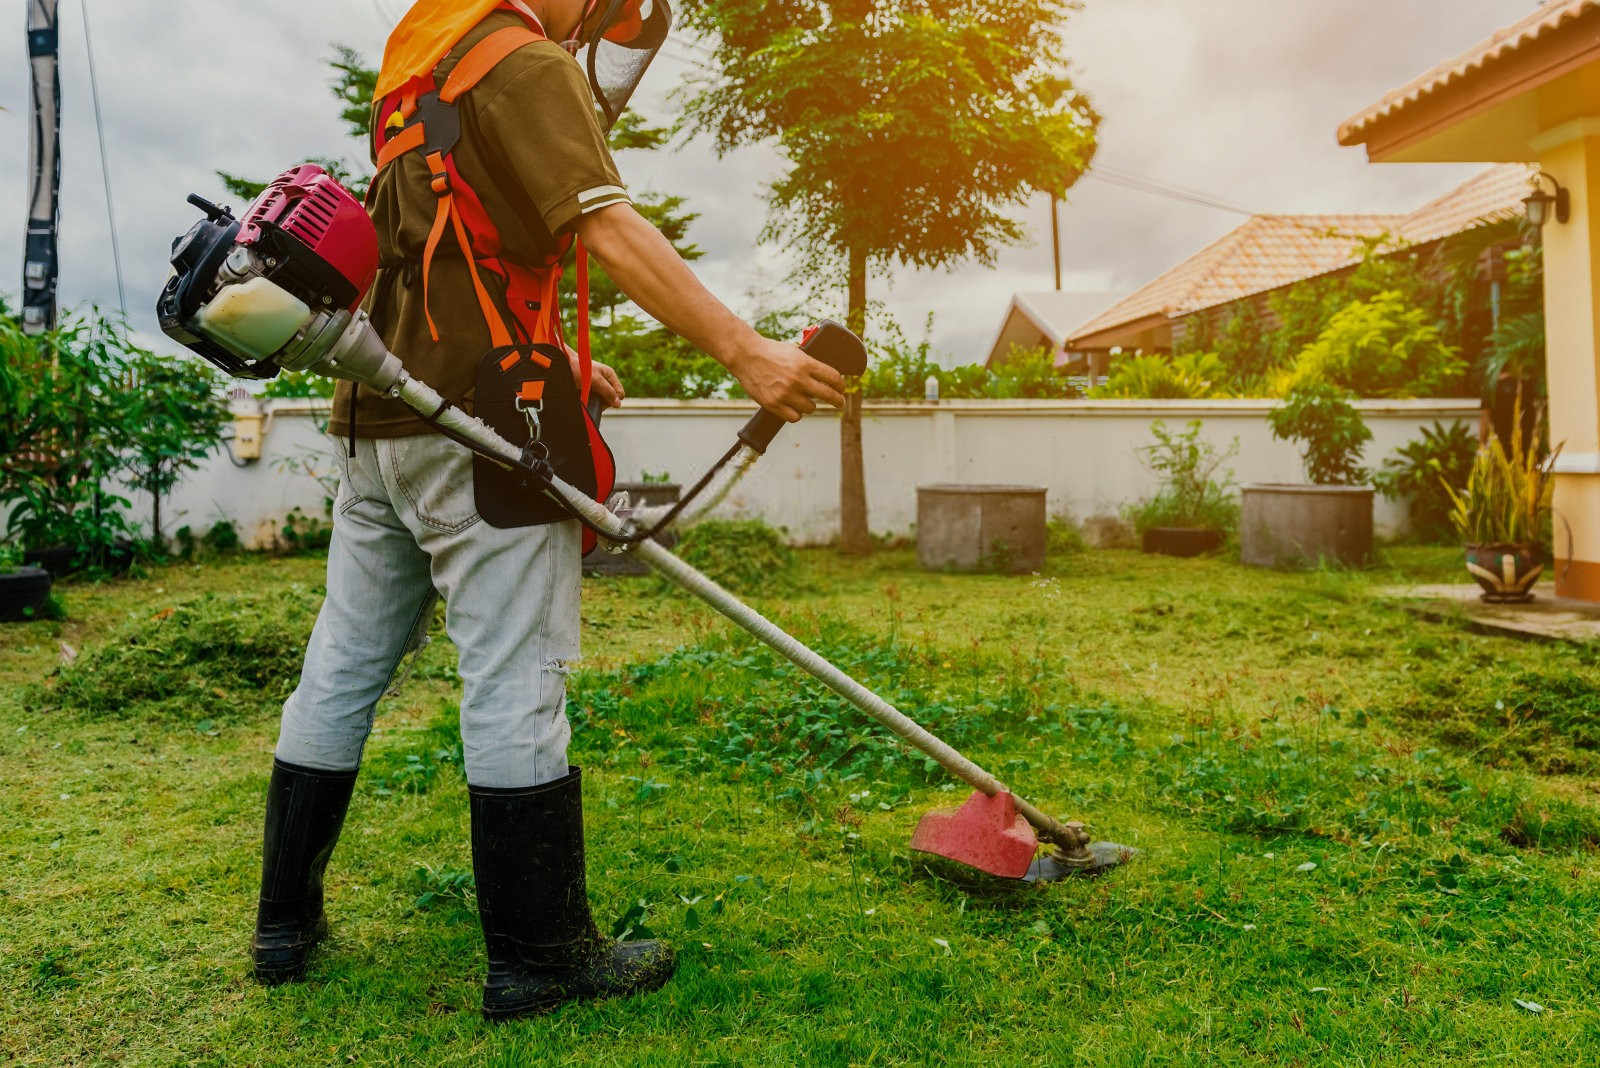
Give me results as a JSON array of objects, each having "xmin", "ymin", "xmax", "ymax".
[{"xmin": 1444, "ymin": 400, "xmax": 1559, "ymax": 547}]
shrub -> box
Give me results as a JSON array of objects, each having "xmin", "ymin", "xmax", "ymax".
[
  {"xmin": 1046, "ymin": 517, "xmax": 1086, "ymax": 555},
  {"xmin": 1372, "ymin": 420, "xmax": 1477, "ymax": 543},
  {"xmin": 1268, "ymin": 385, "xmax": 1371, "ymax": 486},
  {"xmin": 260, "ymin": 371, "xmax": 335, "ymax": 399},
  {"xmin": 674, "ymin": 519, "xmax": 797, "ymax": 594},
  {"xmin": 1090, "ymin": 351, "xmax": 1228, "ymax": 399},
  {"xmin": 1275, "ymin": 290, "xmax": 1466, "ymax": 398},
  {"xmin": 1445, "ymin": 402, "xmax": 1558, "ymax": 547},
  {"xmin": 1125, "ymin": 420, "xmax": 1239, "ymax": 534},
  {"xmin": 0, "ymin": 306, "xmax": 226, "ymax": 567}
]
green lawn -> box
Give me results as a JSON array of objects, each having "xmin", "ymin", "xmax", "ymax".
[{"xmin": 3, "ymin": 545, "xmax": 1599, "ymax": 1065}]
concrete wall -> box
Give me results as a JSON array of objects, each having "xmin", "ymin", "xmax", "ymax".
[{"xmin": 162, "ymin": 397, "xmax": 1483, "ymax": 548}]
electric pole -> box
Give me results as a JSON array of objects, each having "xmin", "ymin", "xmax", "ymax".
[{"xmin": 23, "ymin": 0, "xmax": 62, "ymax": 334}]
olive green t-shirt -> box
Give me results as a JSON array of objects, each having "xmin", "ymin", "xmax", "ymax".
[{"xmin": 330, "ymin": 12, "xmax": 628, "ymax": 439}]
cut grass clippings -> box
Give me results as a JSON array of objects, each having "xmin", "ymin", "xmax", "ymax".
[{"xmin": 2, "ymin": 545, "xmax": 1599, "ymax": 1064}]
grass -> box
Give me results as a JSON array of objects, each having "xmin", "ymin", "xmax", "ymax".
[{"xmin": 3, "ymin": 545, "xmax": 1599, "ymax": 1064}]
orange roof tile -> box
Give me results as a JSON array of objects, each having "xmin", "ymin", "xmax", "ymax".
[
  {"xmin": 1067, "ymin": 165, "xmax": 1532, "ymax": 349},
  {"xmin": 1395, "ymin": 163, "xmax": 1533, "ymax": 244},
  {"xmin": 1338, "ymin": 1, "xmax": 1600, "ymax": 146}
]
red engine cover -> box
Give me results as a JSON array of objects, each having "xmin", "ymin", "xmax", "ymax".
[{"xmin": 238, "ymin": 164, "xmax": 378, "ymax": 311}]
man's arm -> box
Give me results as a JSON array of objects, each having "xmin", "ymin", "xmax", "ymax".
[{"xmin": 574, "ymin": 203, "xmax": 847, "ymax": 423}]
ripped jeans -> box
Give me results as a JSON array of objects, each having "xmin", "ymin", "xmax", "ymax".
[{"xmin": 274, "ymin": 433, "xmax": 581, "ymax": 789}]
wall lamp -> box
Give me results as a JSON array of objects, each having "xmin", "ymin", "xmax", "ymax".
[{"xmin": 1523, "ymin": 172, "xmax": 1570, "ymax": 227}]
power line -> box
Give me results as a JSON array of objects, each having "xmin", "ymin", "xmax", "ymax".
[
  {"xmin": 79, "ymin": 0, "xmax": 126, "ymax": 318},
  {"xmin": 1084, "ymin": 165, "xmax": 1258, "ymax": 218}
]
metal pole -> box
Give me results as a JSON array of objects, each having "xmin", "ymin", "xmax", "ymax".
[{"xmin": 23, "ymin": 0, "xmax": 62, "ymax": 334}]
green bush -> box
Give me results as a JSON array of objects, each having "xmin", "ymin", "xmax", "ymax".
[
  {"xmin": 1125, "ymin": 420, "xmax": 1239, "ymax": 535},
  {"xmin": 1090, "ymin": 351, "xmax": 1228, "ymax": 399},
  {"xmin": 1268, "ymin": 385, "xmax": 1371, "ymax": 485},
  {"xmin": 260, "ymin": 371, "xmax": 335, "ymax": 399},
  {"xmin": 1371, "ymin": 420, "xmax": 1478, "ymax": 543},
  {"xmin": 1046, "ymin": 517, "xmax": 1086, "ymax": 555},
  {"xmin": 0, "ymin": 305, "xmax": 226, "ymax": 567},
  {"xmin": 673, "ymin": 519, "xmax": 797, "ymax": 594},
  {"xmin": 1275, "ymin": 290, "xmax": 1466, "ymax": 398}
]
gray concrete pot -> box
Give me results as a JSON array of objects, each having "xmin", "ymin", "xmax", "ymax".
[
  {"xmin": 1240, "ymin": 483, "xmax": 1373, "ymax": 569},
  {"xmin": 917, "ymin": 484, "xmax": 1047, "ymax": 574}
]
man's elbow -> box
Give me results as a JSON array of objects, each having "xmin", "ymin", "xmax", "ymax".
[{"xmin": 572, "ymin": 202, "xmax": 639, "ymax": 262}]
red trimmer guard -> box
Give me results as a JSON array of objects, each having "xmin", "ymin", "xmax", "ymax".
[{"xmin": 909, "ymin": 790, "xmax": 1040, "ymax": 880}]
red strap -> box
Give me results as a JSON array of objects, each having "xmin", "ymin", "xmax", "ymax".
[{"xmin": 576, "ymin": 239, "xmax": 593, "ymax": 406}]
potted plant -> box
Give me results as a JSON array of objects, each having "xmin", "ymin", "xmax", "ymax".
[
  {"xmin": 0, "ymin": 541, "xmax": 54, "ymax": 623},
  {"xmin": 1127, "ymin": 420, "xmax": 1238, "ymax": 557},
  {"xmin": 1444, "ymin": 403, "xmax": 1559, "ymax": 603},
  {"xmin": 1244, "ymin": 384, "xmax": 1375, "ymax": 568}
]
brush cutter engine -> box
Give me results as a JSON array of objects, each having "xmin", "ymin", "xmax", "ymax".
[{"xmin": 159, "ymin": 164, "xmax": 385, "ymax": 383}]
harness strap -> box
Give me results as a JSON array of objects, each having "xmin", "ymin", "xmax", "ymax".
[
  {"xmin": 575, "ymin": 239, "xmax": 593, "ymax": 407},
  {"xmin": 441, "ymin": 26, "xmax": 545, "ymax": 104},
  {"xmin": 376, "ymin": 123, "xmax": 426, "ymax": 170}
]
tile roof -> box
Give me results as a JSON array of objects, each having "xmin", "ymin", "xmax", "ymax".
[
  {"xmin": 1067, "ymin": 164, "xmax": 1532, "ymax": 348},
  {"xmin": 1337, "ymin": 1, "xmax": 1600, "ymax": 146}
]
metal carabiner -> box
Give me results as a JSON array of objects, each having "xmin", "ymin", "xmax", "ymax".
[{"xmin": 515, "ymin": 395, "xmax": 544, "ymax": 443}]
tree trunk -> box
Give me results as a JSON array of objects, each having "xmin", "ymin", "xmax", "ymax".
[
  {"xmin": 839, "ymin": 245, "xmax": 871, "ymax": 555},
  {"xmin": 151, "ymin": 476, "xmax": 164, "ymax": 554}
]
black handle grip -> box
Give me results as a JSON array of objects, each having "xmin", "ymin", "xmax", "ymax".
[{"xmin": 738, "ymin": 320, "xmax": 868, "ymax": 455}]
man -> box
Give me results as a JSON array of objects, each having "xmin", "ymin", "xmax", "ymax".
[{"xmin": 252, "ymin": 0, "xmax": 846, "ymax": 1021}]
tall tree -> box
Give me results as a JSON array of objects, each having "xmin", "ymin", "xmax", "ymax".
[{"xmin": 677, "ymin": 0, "xmax": 1100, "ymax": 552}]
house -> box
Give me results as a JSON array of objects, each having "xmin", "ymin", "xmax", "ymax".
[
  {"xmin": 1064, "ymin": 164, "xmax": 1533, "ymax": 359},
  {"xmin": 983, "ymin": 290, "xmax": 1128, "ymax": 369},
  {"xmin": 1337, "ymin": 0, "xmax": 1600, "ymax": 601}
]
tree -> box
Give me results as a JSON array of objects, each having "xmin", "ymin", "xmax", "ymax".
[
  {"xmin": 123, "ymin": 348, "xmax": 230, "ymax": 551},
  {"xmin": 677, "ymin": 0, "xmax": 1100, "ymax": 552}
]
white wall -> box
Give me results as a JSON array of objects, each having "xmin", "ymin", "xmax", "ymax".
[{"xmin": 163, "ymin": 397, "xmax": 1483, "ymax": 548}]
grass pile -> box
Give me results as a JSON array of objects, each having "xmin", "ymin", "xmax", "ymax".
[
  {"xmin": 27, "ymin": 588, "xmax": 320, "ymax": 722},
  {"xmin": 671, "ymin": 518, "xmax": 798, "ymax": 594}
]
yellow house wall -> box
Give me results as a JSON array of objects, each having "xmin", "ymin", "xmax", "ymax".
[{"xmin": 1543, "ymin": 133, "xmax": 1600, "ymax": 599}]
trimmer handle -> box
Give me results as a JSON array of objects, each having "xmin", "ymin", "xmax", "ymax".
[{"xmin": 738, "ymin": 320, "xmax": 869, "ymax": 455}]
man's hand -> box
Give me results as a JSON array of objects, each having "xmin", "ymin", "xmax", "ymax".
[
  {"xmin": 566, "ymin": 347, "xmax": 626, "ymax": 410},
  {"xmin": 729, "ymin": 336, "xmax": 847, "ymax": 423}
]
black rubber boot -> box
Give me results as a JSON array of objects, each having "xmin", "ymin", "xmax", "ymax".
[
  {"xmin": 470, "ymin": 767, "xmax": 676, "ymax": 1020},
  {"xmin": 251, "ymin": 759, "xmax": 358, "ymax": 986}
]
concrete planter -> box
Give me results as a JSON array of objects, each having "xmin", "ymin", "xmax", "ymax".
[
  {"xmin": 1240, "ymin": 483, "xmax": 1374, "ymax": 568},
  {"xmin": 917, "ymin": 484, "xmax": 1047, "ymax": 573}
]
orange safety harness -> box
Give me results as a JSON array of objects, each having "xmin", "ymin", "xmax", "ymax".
[{"xmin": 369, "ymin": 11, "xmax": 614, "ymax": 548}]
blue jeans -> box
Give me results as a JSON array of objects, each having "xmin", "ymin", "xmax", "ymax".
[{"xmin": 275, "ymin": 433, "xmax": 581, "ymax": 788}]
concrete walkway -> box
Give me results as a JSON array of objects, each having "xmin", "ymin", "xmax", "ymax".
[{"xmin": 1374, "ymin": 582, "xmax": 1600, "ymax": 643}]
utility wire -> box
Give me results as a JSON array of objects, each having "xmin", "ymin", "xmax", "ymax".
[
  {"xmin": 79, "ymin": 0, "xmax": 126, "ymax": 318},
  {"xmin": 1084, "ymin": 166, "xmax": 1258, "ymax": 218}
]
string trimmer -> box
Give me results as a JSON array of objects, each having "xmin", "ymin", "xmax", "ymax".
[{"xmin": 157, "ymin": 164, "xmax": 1134, "ymax": 883}]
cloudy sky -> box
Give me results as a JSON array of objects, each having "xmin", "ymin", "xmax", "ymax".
[{"xmin": 0, "ymin": 0, "xmax": 1531, "ymax": 364}]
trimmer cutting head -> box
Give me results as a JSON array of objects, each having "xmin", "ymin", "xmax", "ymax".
[{"xmin": 910, "ymin": 791, "xmax": 1136, "ymax": 885}]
